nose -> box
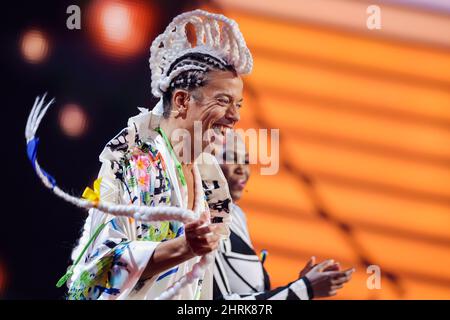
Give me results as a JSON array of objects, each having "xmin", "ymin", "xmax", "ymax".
[
  {"xmin": 234, "ymin": 164, "xmax": 244, "ymax": 175},
  {"xmin": 225, "ymin": 104, "xmax": 240, "ymax": 124}
]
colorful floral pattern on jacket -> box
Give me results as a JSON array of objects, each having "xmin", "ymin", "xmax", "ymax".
[
  {"xmin": 67, "ymin": 139, "xmax": 183, "ymax": 300},
  {"xmin": 121, "ymin": 141, "xmax": 183, "ymax": 242}
]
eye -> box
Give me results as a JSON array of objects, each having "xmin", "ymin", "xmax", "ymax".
[{"xmin": 217, "ymin": 96, "xmax": 231, "ymax": 104}]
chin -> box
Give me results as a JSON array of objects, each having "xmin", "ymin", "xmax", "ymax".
[{"xmin": 231, "ymin": 190, "xmax": 242, "ymax": 202}]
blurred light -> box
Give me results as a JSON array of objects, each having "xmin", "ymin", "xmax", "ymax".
[
  {"xmin": 58, "ymin": 104, "xmax": 89, "ymax": 138},
  {"xmin": 87, "ymin": 0, "xmax": 157, "ymax": 59},
  {"xmin": 102, "ymin": 4, "xmax": 132, "ymax": 42},
  {"xmin": 0, "ymin": 259, "xmax": 6, "ymax": 296},
  {"xmin": 20, "ymin": 29, "xmax": 50, "ymax": 64}
]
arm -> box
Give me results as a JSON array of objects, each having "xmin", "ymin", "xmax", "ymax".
[
  {"xmin": 67, "ymin": 213, "xmax": 159, "ymax": 300},
  {"xmin": 140, "ymin": 212, "xmax": 221, "ymax": 280},
  {"xmin": 213, "ymin": 258, "xmax": 354, "ymax": 300},
  {"xmin": 140, "ymin": 237, "xmax": 194, "ymax": 281},
  {"xmin": 215, "ymin": 277, "xmax": 312, "ymax": 300}
]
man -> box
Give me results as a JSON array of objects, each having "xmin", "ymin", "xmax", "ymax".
[
  {"xmin": 64, "ymin": 9, "xmax": 252, "ymax": 300},
  {"xmin": 213, "ymin": 142, "xmax": 355, "ymax": 300}
]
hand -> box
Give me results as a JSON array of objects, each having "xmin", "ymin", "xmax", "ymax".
[
  {"xmin": 299, "ymin": 256, "xmax": 316, "ymax": 278},
  {"xmin": 304, "ymin": 259, "xmax": 355, "ymax": 298},
  {"xmin": 299, "ymin": 256, "xmax": 341, "ymax": 278},
  {"xmin": 184, "ymin": 212, "xmax": 220, "ymax": 256}
]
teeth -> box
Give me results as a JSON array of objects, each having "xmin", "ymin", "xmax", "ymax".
[
  {"xmin": 212, "ymin": 124, "xmax": 232, "ymax": 136},
  {"xmin": 212, "ymin": 125, "xmax": 223, "ymax": 135},
  {"xmin": 212, "ymin": 125, "xmax": 221, "ymax": 135}
]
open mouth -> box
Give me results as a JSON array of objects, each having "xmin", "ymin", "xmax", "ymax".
[
  {"xmin": 212, "ymin": 123, "xmax": 232, "ymax": 135},
  {"xmin": 211, "ymin": 123, "xmax": 232, "ymax": 142}
]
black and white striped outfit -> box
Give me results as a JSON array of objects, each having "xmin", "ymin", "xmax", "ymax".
[{"xmin": 213, "ymin": 204, "xmax": 313, "ymax": 300}]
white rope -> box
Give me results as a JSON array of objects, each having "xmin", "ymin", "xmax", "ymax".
[
  {"xmin": 25, "ymin": 94, "xmax": 212, "ymax": 300},
  {"xmin": 149, "ymin": 9, "xmax": 253, "ymax": 98}
]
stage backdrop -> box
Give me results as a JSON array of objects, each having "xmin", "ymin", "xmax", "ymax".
[{"xmin": 1, "ymin": 0, "xmax": 449, "ymax": 299}]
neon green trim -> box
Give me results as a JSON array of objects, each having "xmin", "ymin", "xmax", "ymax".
[
  {"xmin": 56, "ymin": 221, "xmax": 108, "ymax": 288},
  {"xmin": 155, "ymin": 127, "xmax": 187, "ymax": 186}
]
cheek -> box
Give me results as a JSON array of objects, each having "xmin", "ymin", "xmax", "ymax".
[
  {"xmin": 221, "ymin": 166, "xmax": 234, "ymax": 182},
  {"xmin": 199, "ymin": 102, "xmax": 226, "ymax": 127}
]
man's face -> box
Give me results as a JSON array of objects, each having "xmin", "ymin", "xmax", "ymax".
[
  {"xmin": 184, "ymin": 70, "xmax": 243, "ymax": 150},
  {"xmin": 220, "ymin": 151, "xmax": 250, "ymax": 202}
]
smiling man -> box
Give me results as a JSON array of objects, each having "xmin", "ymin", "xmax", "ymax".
[{"xmin": 64, "ymin": 9, "xmax": 253, "ymax": 300}]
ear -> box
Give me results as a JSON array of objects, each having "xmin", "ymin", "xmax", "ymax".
[{"xmin": 172, "ymin": 89, "xmax": 189, "ymax": 118}]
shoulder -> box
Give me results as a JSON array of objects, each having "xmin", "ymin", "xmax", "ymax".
[
  {"xmin": 95, "ymin": 109, "xmax": 164, "ymax": 201},
  {"xmin": 232, "ymin": 204, "xmax": 248, "ymax": 225},
  {"xmin": 98, "ymin": 109, "xmax": 162, "ymax": 171}
]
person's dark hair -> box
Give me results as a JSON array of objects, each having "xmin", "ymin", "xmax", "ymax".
[{"xmin": 161, "ymin": 52, "xmax": 237, "ymax": 118}]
